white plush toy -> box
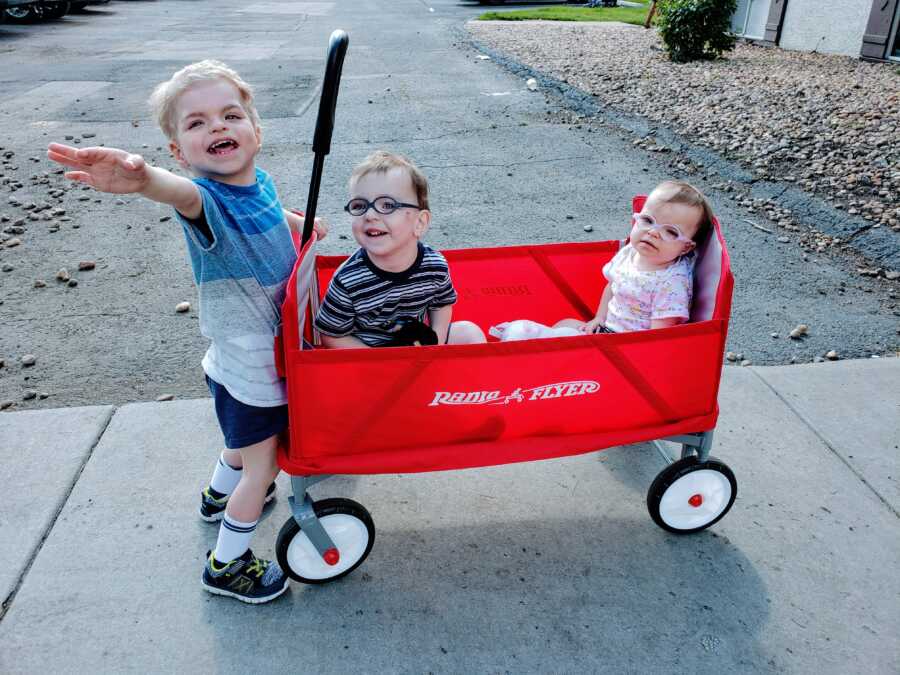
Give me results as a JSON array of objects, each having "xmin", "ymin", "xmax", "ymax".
[{"xmin": 489, "ymin": 320, "xmax": 581, "ymax": 342}]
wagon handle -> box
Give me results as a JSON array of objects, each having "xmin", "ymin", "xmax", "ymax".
[{"xmin": 302, "ymin": 29, "xmax": 350, "ymax": 247}]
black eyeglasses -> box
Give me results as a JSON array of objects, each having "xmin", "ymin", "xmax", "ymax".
[{"xmin": 344, "ymin": 196, "xmax": 421, "ymax": 217}]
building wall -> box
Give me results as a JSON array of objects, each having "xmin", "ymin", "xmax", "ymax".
[{"xmin": 778, "ymin": 0, "xmax": 871, "ymax": 56}]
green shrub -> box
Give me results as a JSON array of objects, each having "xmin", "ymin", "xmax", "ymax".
[{"xmin": 656, "ymin": 0, "xmax": 738, "ymax": 63}]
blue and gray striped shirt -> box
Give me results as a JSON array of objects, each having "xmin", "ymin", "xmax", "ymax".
[{"xmin": 177, "ymin": 168, "xmax": 296, "ymax": 407}]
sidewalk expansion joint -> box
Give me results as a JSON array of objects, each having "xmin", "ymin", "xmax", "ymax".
[
  {"xmin": 420, "ymin": 154, "xmax": 594, "ymax": 170},
  {"xmin": 294, "ymin": 82, "xmax": 321, "ymax": 119},
  {"xmin": 748, "ymin": 368, "xmax": 899, "ymax": 521},
  {"xmin": 0, "ymin": 405, "xmax": 118, "ymax": 624}
]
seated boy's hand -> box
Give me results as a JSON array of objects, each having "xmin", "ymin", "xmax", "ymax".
[
  {"xmin": 47, "ymin": 144, "xmax": 149, "ymax": 194},
  {"xmin": 387, "ymin": 318, "xmax": 438, "ymax": 347}
]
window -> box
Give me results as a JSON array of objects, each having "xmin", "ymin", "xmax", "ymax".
[
  {"xmin": 731, "ymin": 0, "xmax": 771, "ymax": 40},
  {"xmin": 889, "ymin": 6, "xmax": 900, "ymax": 61}
]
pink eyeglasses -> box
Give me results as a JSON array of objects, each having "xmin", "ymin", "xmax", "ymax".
[{"xmin": 632, "ymin": 213, "xmax": 694, "ymax": 244}]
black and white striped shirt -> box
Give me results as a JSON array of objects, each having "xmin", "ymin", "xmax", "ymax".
[{"xmin": 315, "ymin": 243, "xmax": 458, "ymax": 347}]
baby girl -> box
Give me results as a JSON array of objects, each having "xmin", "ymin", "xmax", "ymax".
[{"xmin": 555, "ymin": 180, "xmax": 713, "ymax": 334}]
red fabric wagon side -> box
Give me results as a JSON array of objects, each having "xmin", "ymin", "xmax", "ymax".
[{"xmin": 277, "ymin": 196, "xmax": 733, "ymax": 476}]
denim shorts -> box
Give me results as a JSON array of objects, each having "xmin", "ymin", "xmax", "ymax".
[{"xmin": 206, "ymin": 375, "xmax": 288, "ymax": 449}]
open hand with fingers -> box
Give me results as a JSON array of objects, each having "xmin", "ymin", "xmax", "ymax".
[{"xmin": 47, "ymin": 143, "xmax": 151, "ymax": 194}]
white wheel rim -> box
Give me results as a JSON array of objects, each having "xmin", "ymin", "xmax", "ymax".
[
  {"xmin": 7, "ymin": 7, "xmax": 30, "ymax": 17},
  {"xmin": 659, "ymin": 469, "xmax": 732, "ymax": 530},
  {"xmin": 286, "ymin": 513, "xmax": 369, "ymax": 580}
]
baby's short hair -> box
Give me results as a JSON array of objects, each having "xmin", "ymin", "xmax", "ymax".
[
  {"xmin": 350, "ymin": 151, "xmax": 430, "ymax": 211},
  {"xmin": 650, "ymin": 180, "xmax": 714, "ymax": 243},
  {"xmin": 148, "ymin": 60, "xmax": 260, "ymax": 141}
]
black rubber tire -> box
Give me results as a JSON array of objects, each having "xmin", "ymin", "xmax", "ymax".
[
  {"xmin": 647, "ymin": 456, "xmax": 737, "ymax": 534},
  {"xmin": 39, "ymin": 1, "xmax": 69, "ymax": 20},
  {"xmin": 4, "ymin": 5, "xmax": 40, "ymax": 22},
  {"xmin": 276, "ymin": 497, "xmax": 375, "ymax": 584}
]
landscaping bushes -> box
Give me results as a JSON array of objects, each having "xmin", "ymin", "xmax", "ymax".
[{"xmin": 656, "ymin": 0, "xmax": 737, "ymax": 62}]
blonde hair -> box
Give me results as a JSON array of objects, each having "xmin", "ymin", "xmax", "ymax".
[
  {"xmin": 148, "ymin": 60, "xmax": 260, "ymax": 140},
  {"xmin": 649, "ymin": 180, "xmax": 714, "ymax": 242},
  {"xmin": 350, "ymin": 150, "xmax": 430, "ymax": 211}
]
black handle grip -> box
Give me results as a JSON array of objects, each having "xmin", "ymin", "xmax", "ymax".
[
  {"xmin": 302, "ymin": 30, "xmax": 349, "ymax": 247},
  {"xmin": 313, "ymin": 30, "xmax": 349, "ymax": 156}
]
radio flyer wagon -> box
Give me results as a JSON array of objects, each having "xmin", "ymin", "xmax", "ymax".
[{"xmin": 273, "ymin": 32, "xmax": 737, "ymax": 584}]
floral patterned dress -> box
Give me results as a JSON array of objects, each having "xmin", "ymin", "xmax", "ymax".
[{"xmin": 602, "ymin": 244, "xmax": 694, "ymax": 332}]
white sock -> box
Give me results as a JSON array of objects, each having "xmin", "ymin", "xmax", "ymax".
[
  {"xmin": 208, "ymin": 452, "xmax": 242, "ymax": 496},
  {"xmin": 214, "ymin": 515, "xmax": 258, "ymax": 564}
]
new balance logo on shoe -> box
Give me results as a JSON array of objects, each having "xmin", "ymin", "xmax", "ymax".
[{"xmin": 201, "ymin": 549, "xmax": 288, "ymax": 604}]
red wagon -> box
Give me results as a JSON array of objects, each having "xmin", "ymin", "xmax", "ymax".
[{"xmin": 272, "ymin": 32, "xmax": 737, "ymax": 584}]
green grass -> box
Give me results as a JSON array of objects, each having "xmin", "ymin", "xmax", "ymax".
[{"xmin": 478, "ymin": 5, "xmax": 650, "ymax": 26}]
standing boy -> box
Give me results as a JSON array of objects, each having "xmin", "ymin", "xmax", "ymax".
[{"xmin": 47, "ymin": 60, "xmax": 326, "ymax": 604}]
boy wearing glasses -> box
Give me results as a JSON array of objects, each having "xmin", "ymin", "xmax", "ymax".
[
  {"xmin": 556, "ymin": 180, "xmax": 713, "ymax": 334},
  {"xmin": 315, "ymin": 151, "xmax": 485, "ymax": 348}
]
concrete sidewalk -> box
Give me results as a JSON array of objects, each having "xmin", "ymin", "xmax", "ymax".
[{"xmin": 1, "ymin": 360, "xmax": 898, "ymax": 674}]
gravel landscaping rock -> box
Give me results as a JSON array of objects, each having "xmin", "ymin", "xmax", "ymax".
[{"xmin": 468, "ymin": 21, "xmax": 899, "ymax": 268}]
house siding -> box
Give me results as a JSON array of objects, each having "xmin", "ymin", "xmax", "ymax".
[{"xmin": 778, "ymin": 0, "xmax": 871, "ymax": 56}]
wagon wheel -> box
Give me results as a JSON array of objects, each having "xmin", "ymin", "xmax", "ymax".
[
  {"xmin": 276, "ymin": 498, "xmax": 375, "ymax": 584},
  {"xmin": 647, "ymin": 456, "xmax": 736, "ymax": 534}
]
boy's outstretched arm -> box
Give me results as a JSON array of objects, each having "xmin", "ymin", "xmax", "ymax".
[{"xmin": 47, "ymin": 143, "xmax": 201, "ymax": 219}]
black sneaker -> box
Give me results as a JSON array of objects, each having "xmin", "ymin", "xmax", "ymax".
[
  {"xmin": 199, "ymin": 482, "xmax": 276, "ymax": 522},
  {"xmin": 201, "ymin": 549, "xmax": 288, "ymax": 604}
]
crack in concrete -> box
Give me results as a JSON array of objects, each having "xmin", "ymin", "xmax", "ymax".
[
  {"xmin": 363, "ymin": 122, "xmax": 558, "ymax": 146},
  {"xmin": 2, "ymin": 312, "xmax": 161, "ymax": 323},
  {"xmin": 749, "ymin": 369, "xmax": 899, "ymax": 521},
  {"xmin": 843, "ymin": 223, "xmax": 875, "ymax": 243},
  {"xmin": 0, "ymin": 405, "xmax": 117, "ymax": 623},
  {"xmin": 418, "ymin": 154, "xmax": 594, "ymax": 170}
]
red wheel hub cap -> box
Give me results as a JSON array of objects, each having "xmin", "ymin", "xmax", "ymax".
[
  {"xmin": 323, "ymin": 547, "xmax": 340, "ymax": 566},
  {"xmin": 688, "ymin": 494, "xmax": 703, "ymax": 508}
]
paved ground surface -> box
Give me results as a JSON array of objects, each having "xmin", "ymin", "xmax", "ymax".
[
  {"xmin": 1, "ymin": 359, "xmax": 898, "ymax": 673},
  {"xmin": 0, "ymin": 0, "xmax": 898, "ymax": 412},
  {"xmin": 0, "ymin": 5, "xmax": 898, "ymax": 671}
]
